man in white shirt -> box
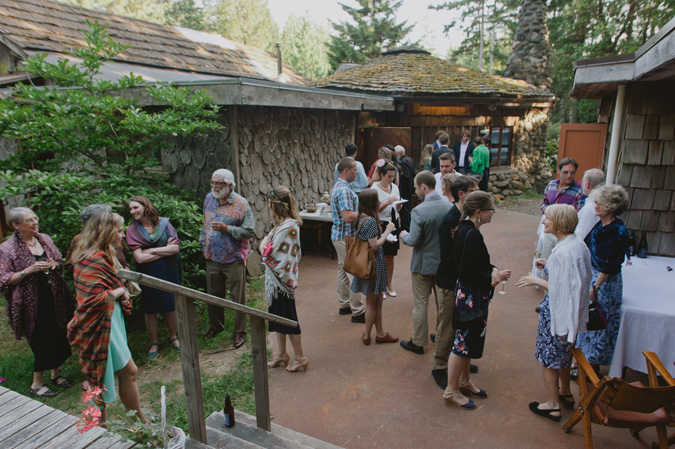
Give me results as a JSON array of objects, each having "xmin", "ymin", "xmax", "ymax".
[
  {"xmin": 452, "ymin": 131, "xmax": 475, "ymax": 174},
  {"xmin": 434, "ymin": 152, "xmax": 461, "ymax": 199},
  {"xmin": 575, "ymin": 168, "xmax": 605, "ymax": 240}
]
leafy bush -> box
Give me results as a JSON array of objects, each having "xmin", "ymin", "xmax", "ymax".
[{"xmin": 0, "ymin": 20, "xmax": 220, "ymax": 290}]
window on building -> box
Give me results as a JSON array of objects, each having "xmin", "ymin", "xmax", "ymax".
[{"xmin": 485, "ymin": 126, "xmax": 512, "ymax": 168}]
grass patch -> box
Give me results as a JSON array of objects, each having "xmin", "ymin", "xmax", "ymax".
[{"xmin": 0, "ymin": 277, "xmax": 267, "ymax": 433}]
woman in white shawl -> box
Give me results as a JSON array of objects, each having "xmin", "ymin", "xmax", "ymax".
[
  {"xmin": 516, "ymin": 204, "xmax": 591, "ymax": 422},
  {"xmin": 259, "ymin": 186, "xmax": 308, "ymax": 373}
]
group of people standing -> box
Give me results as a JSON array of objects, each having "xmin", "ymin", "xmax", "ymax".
[
  {"xmin": 517, "ymin": 158, "xmax": 629, "ymax": 421},
  {"xmin": 330, "ymin": 140, "xmax": 512, "ymax": 410},
  {"xmin": 0, "ymin": 167, "xmax": 309, "ymax": 425}
]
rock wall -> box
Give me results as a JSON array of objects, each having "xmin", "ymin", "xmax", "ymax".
[
  {"xmin": 165, "ymin": 106, "xmax": 356, "ymax": 276},
  {"xmin": 236, "ymin": 106, "xmax": 355, "ymax": 275},
  {"xmin": 486, "ymin": 107, "xmax": 552, "ymax": 198},
  {"xmin": 504, "ymin": 0, "xmax": 553, "ymax": 91}
]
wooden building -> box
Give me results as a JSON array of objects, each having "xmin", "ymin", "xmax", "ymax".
[
  {"xmin": 311, "ymin": 48, "xmax": 557, "ymax": 196},
  {"xmin": 571, "ymin": 18, "xmax": 675, "ymax": 256}
]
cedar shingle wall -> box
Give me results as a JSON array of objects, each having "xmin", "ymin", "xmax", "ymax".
[{"xmin": 615, "ymin": 82, "xmax": 675, "ymax": 256}]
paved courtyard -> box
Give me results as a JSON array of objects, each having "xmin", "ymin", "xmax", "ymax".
[{"xmin": 267, "ymin": 208, "xmax": 659, "ymax": 449}]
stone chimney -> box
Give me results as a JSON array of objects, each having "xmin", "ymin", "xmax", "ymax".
[{"xmin": 504, "ymin": 0, "xmax": 552, "ymax": 92}]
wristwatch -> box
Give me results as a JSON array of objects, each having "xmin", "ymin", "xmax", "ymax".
[{"xmin": 20, "ymin": 270, "xmax": 25, "ymax": 277}]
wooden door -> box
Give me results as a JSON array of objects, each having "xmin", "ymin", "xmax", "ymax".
[
  {"xmin": 358, "ymin": 127, "xmax": 411, "ymax": 174},
  {"xmin": 558, "ymin": 124, "xmax": 607, "ymax": 175}
]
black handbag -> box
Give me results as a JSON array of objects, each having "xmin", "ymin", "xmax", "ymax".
[{"xmin": 587, "ymin": 300, "xmax": 607, "ymax": 331}]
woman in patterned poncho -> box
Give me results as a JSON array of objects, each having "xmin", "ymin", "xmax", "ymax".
[
  {"xmin": 260, "ymin": 186, "xmax": 308, "ymax": 373},
  {"xmin": 67, "ymin": 211, "xmax": 147, "ymax": 423}
]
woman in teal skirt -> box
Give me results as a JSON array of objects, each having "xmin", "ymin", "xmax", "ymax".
[{"xmin": 68, "ymin": 211, "xmax": 147, "ymax": 424}]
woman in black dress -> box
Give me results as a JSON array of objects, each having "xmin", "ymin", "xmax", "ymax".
[
  {"xmin": 444, "ymin": 192, "xmax": 510, "ymax": 409},
  {"xmin": 0, "ymin": 207, "xmax": 74, "ymax": 398},
  {"xmin": 350, "ymin": 189, "xmax": 398, "ymax": 346}
]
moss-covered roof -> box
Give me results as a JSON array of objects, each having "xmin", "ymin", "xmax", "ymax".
[
  {"xmin": 311, "ymin": 50, "xmax": 547, "ymax": 97},
  {"xmin": 0, "ymin": 0, "xmax": 306, "ymax": 84}
]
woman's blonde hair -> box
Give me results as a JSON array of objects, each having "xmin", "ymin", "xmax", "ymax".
[
  {"xmin": 442, "ymin": 173, "xmax": 461, "ymax": 195},
  {"xmin": 70, "ymin": 211, "xmax": 124, "ymax": 266},
  {"xmin": 420, "ymin": 144, "xmax": 434, "ymax": 169},
  {"xmin": 544, "ymin": 204, "xmax": 578, "ymax": 234},
  {"xmin": 269, "ymin": 186, "xmax": 303, "ymax": 226}
]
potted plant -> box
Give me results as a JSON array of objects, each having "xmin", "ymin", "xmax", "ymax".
[{"xmin": 77, "ymin": 385, "xmax": 186, "ymax": 448}]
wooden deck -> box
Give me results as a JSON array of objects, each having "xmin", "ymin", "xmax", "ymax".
[{"xmin": 0, "ymin": 386, "xmax": 137, "ymax": 449}]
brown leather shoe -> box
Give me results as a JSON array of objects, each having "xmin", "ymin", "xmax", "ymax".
[
  {"xmin": 233, "ymin": 333, "xmax": 246, "ymax": 349},
  {"xmin": 375, "ymin": 333, "xmax": 399, "ymax": 344}
]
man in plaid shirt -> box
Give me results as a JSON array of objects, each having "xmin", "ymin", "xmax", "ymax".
[
  {"xmin": 540, "ymin": 157, "xmax": 586, "ymax": 213},
  {"xmin": 331, "ymin": 158, "xmax": 366, "ymax": 323}
]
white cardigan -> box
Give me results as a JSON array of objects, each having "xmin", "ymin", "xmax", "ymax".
[{"xmin": 547, "ymin": 234, "xmax": 593, "ymax": 343}]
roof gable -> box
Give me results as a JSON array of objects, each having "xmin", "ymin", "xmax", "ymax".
[
  {"xmin": 311, "ymin": 50, "xmax": 547, "ymax": 97},
  {"xmin": 0, "ymin": 0, "xmax": 306, "ymax": 84}
]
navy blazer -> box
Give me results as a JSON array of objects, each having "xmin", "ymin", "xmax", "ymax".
[{"xmin": 452, "ymin": 141, "xmax": 475, "ymax": 169}]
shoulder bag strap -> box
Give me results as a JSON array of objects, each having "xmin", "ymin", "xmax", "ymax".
[{"xmin": 456, "ymin": 227, "xmax": 474, "ymax": 281}]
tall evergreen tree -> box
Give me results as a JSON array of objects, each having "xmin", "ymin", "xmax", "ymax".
[
  {"xmin": 281, "ymin": 15, "xmax": 331, "ymax": 80},
  {"xmin": 163, "ymin": 0, "xmax": 205, "ymax": 30},
  {"xmin": 209, "ymin": 0, "xmax": 279, "ymax": 52},
  {"xmin": 327, "ymin": 0, "xmax": 414, "ymax": 71},
  {"xmin": 432, "ymin": 0, "xmax": 519, "ymax": 74}
]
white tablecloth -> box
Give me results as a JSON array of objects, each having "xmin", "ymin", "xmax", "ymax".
[
  {"xmin": 609, "ymin": 256, "xmax": 675, "ymax": 377},
  {"xmin": 299, "ymin": 206, "xmax": 333, "ymax": 223}
]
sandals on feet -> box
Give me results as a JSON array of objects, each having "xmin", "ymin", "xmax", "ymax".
[
  {"xmin": 50, "ymin": 376, "xmax": 72, "ymax": 389},
  {"xmin": 528, "ymin": 401, "xmax": 561, "ymax": 422},
  {"xmin": 29, "ymin": 385, "xmax": 58, "ymax": 398},
  {"xmin": 169, "ymin": 337, "xmax": 180, "ymax": 353},
  {"xmin": 443, "ymin": 391, "xmax": 476, "ymax": 410},
  {"xmin": 460, "ymin": 381, "xmax": 488, "ymax": 399},
  {"xmin": 148, "ymin": 342, "xmax": 160, "ymax": 359},
  {"xmin": 559, "ymin": 394, "xmax": 575, "ymax": 409}
]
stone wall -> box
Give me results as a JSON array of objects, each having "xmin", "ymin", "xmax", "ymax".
[
  {"xmin": 164, "ymin": 106, "xmax": 356, "ymax": 276},
  {"xmin": 512, "ymin": 107, "xmax": 553, "ymax": 193},
  {"xmin": 503, "ymin": 0, "xmax": 552, "ymax": 91}
]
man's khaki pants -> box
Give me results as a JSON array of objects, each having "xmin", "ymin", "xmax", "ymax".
[
  {"xmin": 332, "ymin": 240, "xmax": 364, "ymax": 316},
  {"xmin": 206, "ymin": 259, "xmax": 247, "ymax": 334},
  {"xmin": 433, "ymin": 287, "xmax": 456, "ymax": 371},
  {"xmin": 411, "ymin": 272, "xmax": 438, "ymax": 347}
]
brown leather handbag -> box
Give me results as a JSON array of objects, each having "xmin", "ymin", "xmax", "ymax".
[{"xmin": 344, "ymin": 216, "xmax": 376, "ymax": 280}]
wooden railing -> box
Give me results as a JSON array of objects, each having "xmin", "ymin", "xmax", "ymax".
[{"xmin": 117, "ymin": 269, "xmax": 297, "ymax": 445}]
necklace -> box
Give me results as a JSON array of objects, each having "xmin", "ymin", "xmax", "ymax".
[{"xmin": 25, "ymin": 239, "xmax": 38, "ymax": 248}]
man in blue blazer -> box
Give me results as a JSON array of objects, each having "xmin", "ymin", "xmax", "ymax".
[
  {"xmin": 452, "ymin": 131, "xmax": 475, "ymax": 174},
  {"xmin": 399, "ymin": 172, "xmax": 452, "ymax": 354}
]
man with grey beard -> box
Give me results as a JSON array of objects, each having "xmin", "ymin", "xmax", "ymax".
[{"xmin": 200, "ymin": 169, "xmax": 255, "ymax": 349}]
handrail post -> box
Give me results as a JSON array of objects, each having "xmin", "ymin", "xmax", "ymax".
[
  {"xmin": 175, "ymin": 293, "xmax": 207, "ymax": 443},
  {"xmin": 250, "ymin": 316, "xmax": 271, "ymax": 431}
]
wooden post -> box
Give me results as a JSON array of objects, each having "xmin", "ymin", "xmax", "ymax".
[
  {"xmin": 250, "ymin": 316, "xmax": 270, "ymax": 431},
  {"xmin": 175, "ymin": 294, "xmax": 207, "ymax": 444}
]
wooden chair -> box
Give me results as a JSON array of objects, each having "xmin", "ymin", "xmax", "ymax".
[
  {"xmin": 642, "ymin": 351, "xmax": 675, "ymax": 448},
  {"xmin": 563, "ymin": 348, "xmax": 675, "ymax": 449}
]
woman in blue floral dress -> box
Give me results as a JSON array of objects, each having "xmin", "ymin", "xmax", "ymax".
[
  {"xmin": 577, "ymin": 185, "xmax": 630, "ymax": 370},
  {"xmin": 517, "ymin": 204, "xmax": 592, "ymax": 422},
  {"xmin": 350, "ymin": 189, "xmax": 398, "ymax": 346}
]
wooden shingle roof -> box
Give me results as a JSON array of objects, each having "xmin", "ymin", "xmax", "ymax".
[
  {"xmin": 311, "ymin": 49, "xmax": 548, "ymax": 97},
  {"xmin": 0, "ymin": 0, "xmax": 306, "ymax": 84}
]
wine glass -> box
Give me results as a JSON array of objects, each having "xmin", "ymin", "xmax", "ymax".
[
  {"xmin": 43, "ymin": 259, "xmax": 52, "ymax": 284},
  {"xmin": 498, "ymin": 267, "xmax": 508, "ymax": 295}
]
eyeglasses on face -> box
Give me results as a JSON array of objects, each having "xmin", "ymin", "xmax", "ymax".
[{"xmin": 210, "ymin": 180, "xmax": 226, "ymax": 186}]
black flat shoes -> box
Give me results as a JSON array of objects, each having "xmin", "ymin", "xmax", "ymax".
[{"xmin": 529, "ymin": 401, "xmax": 561, "ymax": 422}]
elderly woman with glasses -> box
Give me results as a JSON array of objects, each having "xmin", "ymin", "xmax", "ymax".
[
  {"xmin": 576, "ymin": 185, "xmax": 630, "ymax": 372},
  {"xmin": 0, "ymin": 207, "xmax": 74, "ymax": 398}
]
